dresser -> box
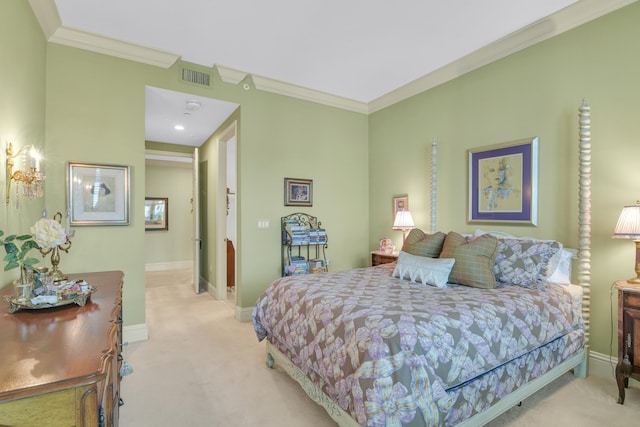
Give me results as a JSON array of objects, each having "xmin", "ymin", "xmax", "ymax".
[
  {"xmin": 615, "ymin": 280, "xmax": 640, "ymax": 405},
  {"xmin": 0, "ymin": 271, "xmax": 124, "ymax": 427}
]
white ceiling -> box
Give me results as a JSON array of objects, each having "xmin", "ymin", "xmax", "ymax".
[
  {"xmin": 28, "ymin": 0, "xmax": 633, "ymax": 146},
  {"xmin": 145, "ymin": 86, "xmax": 238, "ymax": 147},
  {"xmin": 55, "ymin": 0, "xmax": 583, "ymax": 103}
]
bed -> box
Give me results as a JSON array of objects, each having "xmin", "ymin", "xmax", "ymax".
[{"xmin": 252, "ymin": 101, "xmax": 592, "ymax": 426}]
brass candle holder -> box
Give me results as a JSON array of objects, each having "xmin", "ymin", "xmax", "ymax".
[{"xmin": 39, "ymin": 212, "xmax": 72, "ymax": 282}]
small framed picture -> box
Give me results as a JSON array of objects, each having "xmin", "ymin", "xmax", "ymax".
[
  {"xmin": 67, "ymin": 162, "xmax": 130, "ymax": 226},
  {"xmin": 145, "ymin": 197, "xmax": 168, "ymax": 231},
  {"xmin": 379, "ymin": 237, "xmax": 394, "ymax": 254},
  {"xmin": 284, "ymin": 178, "xmax": 313, "ymax": 207},
  {"xmin": 393, "ymin": 195, "xmax": 409, "ymax": 221}
]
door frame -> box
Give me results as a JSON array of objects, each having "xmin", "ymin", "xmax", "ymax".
[
  {"xmin": 192, "ymin": 147, "xmax": 201, "ymax": 294},
  {"xmin": 215, "ymin": 121, "xmax": 237, "ymax": 301}
]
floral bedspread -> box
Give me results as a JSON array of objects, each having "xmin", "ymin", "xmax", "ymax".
[{"xmin": 252, "ymin": 263, "xmax": 583, "ymax": 426}]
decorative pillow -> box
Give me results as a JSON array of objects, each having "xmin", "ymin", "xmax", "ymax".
[
  {"xmin": 401, "ymin": 229, "xmax": 446, "ymax": 258},
  {"xmin": 493, "ymin": 238, "xmax": 562, "ymax": 290},
  {"xmin": 439, "ymin": 232, "xmax": 498, "ymax": 289},
  {"xmin": 392, "ymin": 251, "xmax": 455, "ymax": 288},
  {"xmin": 475, "ymin": 229, "xmax": 570, "ymax": 285}
]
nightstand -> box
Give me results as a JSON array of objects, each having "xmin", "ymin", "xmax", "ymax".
[
  {"xmin": 615, "ymin": 280, "xmax": 640, "ymax": 404},
  {"xmin": 371, "ymin": 250, "xmax": 398, "ymax": 266}
]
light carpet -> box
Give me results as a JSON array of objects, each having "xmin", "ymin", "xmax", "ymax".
[{"xmin": 119, "ymin": 269, "xmax": 640, "ymax": 426}]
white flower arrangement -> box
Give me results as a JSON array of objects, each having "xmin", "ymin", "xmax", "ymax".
[{"xmin": 31, "ymin": 218, "xmax": 68, "ymax": 250}]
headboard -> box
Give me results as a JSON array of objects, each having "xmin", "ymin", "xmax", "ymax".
[{"xmin": 427, "ymin": 100, "xmax": 592, "ymax": 348}]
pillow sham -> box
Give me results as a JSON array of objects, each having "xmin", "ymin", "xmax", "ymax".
[
  {"xmin": 401, "ymin": 229, "xmax": 446, "ymax": 258},
  {"xmin": 392, "ymin": 251, "xmax": 455, "ymax": 288},
  {"xmin": 474, "ymin": 229, "xmax": 567, "ymax": 287},
  {"xmin": 439, "ymin": 232, "xmax": 498, "ymax": 289},
  {"xmin": 493, "ymin": 238, "xmax": 562, "ymax": 290}
]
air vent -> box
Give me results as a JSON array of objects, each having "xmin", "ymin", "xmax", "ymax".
[{"xmin": 181, "ymin": 67, "xmax": 211, "ymax": 87}]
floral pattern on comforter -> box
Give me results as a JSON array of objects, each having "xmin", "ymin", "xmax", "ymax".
[{"xmin": 252, "ymin": 263, "xmax": 583, "ymax": 427}]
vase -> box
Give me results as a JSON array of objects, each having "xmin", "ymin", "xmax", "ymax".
[{"xmin": 14, "ymin": 266, "xmax": 34, "ymax": 303}]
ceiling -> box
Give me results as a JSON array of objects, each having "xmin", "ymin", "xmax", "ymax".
[
  {"xmin": 145, "ymin": 86, "xmax": 238, "ymax": 147},
  {"xmin": 29, "ymin": 0, "xmax": 633, "ymax": 146}
]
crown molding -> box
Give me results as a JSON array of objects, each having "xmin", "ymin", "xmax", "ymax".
[
  {"xmin": 216, "ymin": 65, "xmax": 369, "ymax": 114},
  {"xmin": 28, "ymin": 0, "xmax": 61, "ymax": 39},
  {"xmin": 28, "ymin": 0, "xmax": 180, "ymax": 68},
  {"xmin": 216, "ymin": 65, "xmax": 249, "ymax": 85},
  {"xmin": 369, "ymin": 0, "xmax": 637, "ymax": 113},
  {"xmin": 29, "ymin": 0, "xmax": 635, "ymax": 114},
  {"xmin": 49, "ymin": 26, "xmax": 180, "ymax": 68},
  {"xmin": 252, "ymin": 75, "xmax": 369, "ymax": 114}
]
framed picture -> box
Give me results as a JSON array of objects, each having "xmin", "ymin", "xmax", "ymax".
[
  {"xmin": 393, "ymin": 195, "xmax": 409, "ymax": 221},
  {"xmin": 468, "ymin": 137, "xmax": 538, "ymax": 225},
  {"xmin": 284, "ymin": 178, "xmax": 313, "ymax": 207},
  {"xmin": 67, "ymin": 162, "xmax": 131, "ymax": 226},
  {"xmin": 145, "ymin": 197, "xmax": 168, "ymax": 231}
]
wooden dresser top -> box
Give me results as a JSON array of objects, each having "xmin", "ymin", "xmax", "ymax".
[{"xmin": 0, "ymin": 270, "xmax": 123, "ymax": 401}]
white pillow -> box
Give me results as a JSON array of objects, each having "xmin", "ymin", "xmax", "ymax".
[
  {"xmin": 392, "ymin": 251, "xmax": 455, "ymax": 288},
  {"xmin": 546, "ymin": 249, "xmax": 574, "ymax": 285}
]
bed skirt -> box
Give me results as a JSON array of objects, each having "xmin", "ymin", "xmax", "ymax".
[{"xmin": 265, "ymin": 338, "xmax": 587, "ymax": 426}]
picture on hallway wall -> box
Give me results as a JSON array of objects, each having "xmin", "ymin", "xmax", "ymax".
[
  {"xmin": 145, "ymin": 197, "xmax": 168, "ymax": 231},
  {"xmin": 67, "ymin": 162, "xmax": 130, "ymax": 226}
]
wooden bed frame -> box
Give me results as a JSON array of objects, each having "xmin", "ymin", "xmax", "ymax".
[{"xmin": 266, "ymin": 101, "xmax": 592, "ymax": 426}]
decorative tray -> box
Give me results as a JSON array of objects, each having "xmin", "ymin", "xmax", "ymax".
[{"xmin": 3, "ymin": 286, "xmax": 96, "ymax": 314}]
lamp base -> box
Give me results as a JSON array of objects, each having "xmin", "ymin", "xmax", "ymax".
[{"xmin": 627, "ymin": 276, "xmax": 640, "ymax": 284}]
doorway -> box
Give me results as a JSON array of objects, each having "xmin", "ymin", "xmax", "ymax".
[{"xmin": 144, "ymin": 86, "xmax": 239, "ymax": 300}]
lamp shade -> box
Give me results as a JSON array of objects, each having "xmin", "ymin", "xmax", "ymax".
[
  {"xmin": 613, "ymin": 202, "xmax": 640, "ymax": 240},
  {"xmin": 393, "ymin": 210, "xmax": 415, "ymax": 230}
]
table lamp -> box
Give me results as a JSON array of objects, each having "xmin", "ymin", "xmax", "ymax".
[
  {"xmin": 393, "ymin": 210, "xmax": 415, "ymax": 245},
  {"xmin": 613, "ymin": 201, "xmax": 640, "ymax": 283}
]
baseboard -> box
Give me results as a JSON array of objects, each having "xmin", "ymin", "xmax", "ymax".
[
  {"xmin": 204, "ymin": 278, "xmax": 215, "ymax": 296},
  {"xmin": 145, "ymin": 261, "xmax": 192, "ymax": 272},
  {"xmin": 588, "ymin": 349, "xmax": 639, "ymax": 385},
  {"xmin": 236, "ymin": 306, "xmax": 253, "ymax": 322},
  {"xmin": 123, "ymin": 323, "xmax": 149, "ymax": 343}
]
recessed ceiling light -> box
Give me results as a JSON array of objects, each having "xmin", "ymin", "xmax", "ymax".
[{"xmin": 174, "ymin": 124, "xmax": 185, "ymax": 131}]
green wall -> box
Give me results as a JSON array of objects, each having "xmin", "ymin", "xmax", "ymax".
[
  {"xmin": 4, "ymin": 0, "xmax": 636, "ymax": 360},
  {"xmin": 145, "ymin": 164, "xmax": 193, "ymax": 265},
  {"xmin": 0, "ymin": 0, "xmax": 46, "ymax": 287},
  {"xmin": 369, "ymin": 2, "xmax": 640, "ymax": 357},
  {"xmin": 22, "ymin": 6, "xmax": 369, "ymax": 325}
]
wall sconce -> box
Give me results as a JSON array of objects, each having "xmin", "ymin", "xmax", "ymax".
[
  {"xmin": 6, "ymin": 142, "xmax": 46, "ymax": 205},
  {"xmin": 392, "ymin": 210, "xmax": 416, "ymax": 245},
  {"xmin": 613, "ymin": 201, "xmax": 640, "ymax": 283}
]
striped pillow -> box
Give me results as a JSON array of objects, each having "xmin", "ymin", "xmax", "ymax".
[{"xmin": 440, "ymin": 232, "xmax": 498, "ymax": 289}]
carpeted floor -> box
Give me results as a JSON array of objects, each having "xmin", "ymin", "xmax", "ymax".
[{"xmin": 119, "ymin": 269, "xmax": 640, "ymax": 426}]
